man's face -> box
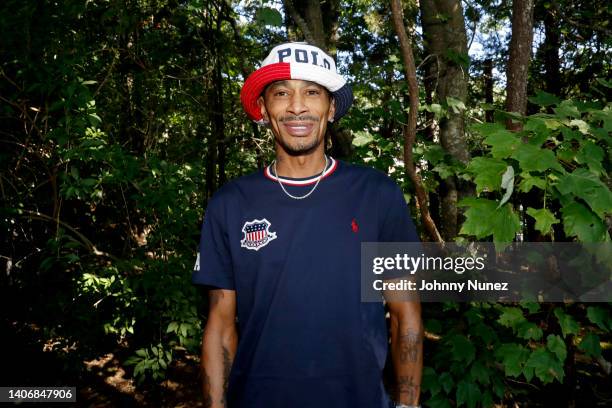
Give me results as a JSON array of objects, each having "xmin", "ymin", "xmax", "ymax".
[{"xmin": 258, "ymin": 80, "xmax": 335, "ymax": 155}]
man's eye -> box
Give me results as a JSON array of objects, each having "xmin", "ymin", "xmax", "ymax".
[
  {"xmin": 306, "ymin": 89, "xmax": 321, "ymax": 95},
  {"xmin": 274, "ymin": 91, "xmax": 288, "ymax": 96}
]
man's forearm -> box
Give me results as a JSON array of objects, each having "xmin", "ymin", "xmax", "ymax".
[
  {"xmin": 202, "ymin": 326, "xmax": 237, "ymax": 408},
  {"xmin": 390, "ymin": 316, "xmax": 423, "ymax": 405}
]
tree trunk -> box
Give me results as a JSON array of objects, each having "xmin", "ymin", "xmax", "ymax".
[
  {"xmin": 543, "ymin": 3, "xmax": 561, "ymax": 95},
  {"xmin": 282, "ymin": 0, "xmax": 354, "ymax": 159},
  {"xmin": 283, "ymin": 0, "xmax": 339, "ymax": 52},
  {"xmin": 505, "ymin": 0, "xmax": 534, "ymax": 131},
  {"xmin": 420, "ymin": 0, "xmax": 471, "ymax": 240},
  {"xmin": 390, "ymin": 0, "xmax": 443, "ymax": 243},
  {"xmin": 484, "ymin": 58, "xmax": 494, "ymax": 122}
]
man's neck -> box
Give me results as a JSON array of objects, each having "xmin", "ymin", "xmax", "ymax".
[{"xmin": 274, "ymin": 149, "xmax": 327, "ymax": 179}]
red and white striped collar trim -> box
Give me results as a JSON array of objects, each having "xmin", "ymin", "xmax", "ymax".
[{"xmin": 264, "ymin": 157, "xmax": 338, "ymax": 186}]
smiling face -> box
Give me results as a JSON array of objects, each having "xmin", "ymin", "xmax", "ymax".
[{"xmin": 258, "ymin": 80, "xmax": 335, "ymax": 156}]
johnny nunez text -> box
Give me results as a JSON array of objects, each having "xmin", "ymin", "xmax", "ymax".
[{"xmin": 373, "ymin": 279, "xmax": 509, "ymax": 292}]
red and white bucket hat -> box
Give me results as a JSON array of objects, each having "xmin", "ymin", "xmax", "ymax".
[{"xmin": 240, "ymin": 42, "xmax": 353, "ymax": 125}]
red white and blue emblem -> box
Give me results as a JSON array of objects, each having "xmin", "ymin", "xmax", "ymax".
[{"xmin": 241, "ymin": 218, "xmax": 277, "ymax": 251}]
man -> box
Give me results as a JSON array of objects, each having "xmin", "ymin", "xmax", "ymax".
[{"xmin": 193, "ymin": 42, "xmax": 423, "ymax": 408}]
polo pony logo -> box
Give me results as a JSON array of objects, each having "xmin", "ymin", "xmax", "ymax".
[{"xmin": 240, "ymin": 218, "xmax": 277, "ymax": 251}]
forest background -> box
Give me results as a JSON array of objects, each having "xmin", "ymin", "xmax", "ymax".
[{"xmin": 0, "ymin": 0, "xmax": 610, "ymax": 406}]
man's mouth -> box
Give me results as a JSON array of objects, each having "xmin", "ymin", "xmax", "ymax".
[{"xmin": 282, "ymin": 122, "xmax": 315, "ymax": 136}]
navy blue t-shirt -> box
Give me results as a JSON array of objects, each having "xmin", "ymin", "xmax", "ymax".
[{"xmin": 193, "ymin": 158, "xmax": 419, "ymax": 408}]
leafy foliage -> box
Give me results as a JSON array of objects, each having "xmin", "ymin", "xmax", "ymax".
[{"xmin": 1, "ymin": 0, "xmax": 610, "ymax": 405}]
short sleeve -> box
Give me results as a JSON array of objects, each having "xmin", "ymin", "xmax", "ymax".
[
  {"xmin": 192, "ymin": 195, "xmax": 235, "ymax": 290},
  {"xmin": 378, "ymin": 181, "xmax": 420, "ymax": 243}
]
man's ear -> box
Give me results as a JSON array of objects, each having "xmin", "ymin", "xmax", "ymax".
[
  {"xmin": 327, "ymin": 96, "xmax": 336, "ymax": 122},
  {"xmin": 257, "ymin": 96, "xmax": 268, "ymax": 122}
]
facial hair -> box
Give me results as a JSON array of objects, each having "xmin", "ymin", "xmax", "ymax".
[{"xmin": 276, "ymin": 115, "xmax": 324, "ymax": 156}]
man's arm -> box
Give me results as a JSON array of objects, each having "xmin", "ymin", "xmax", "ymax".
[
  {"xmin": 387, "ymin": 299, "xmax": 423, "ymax": 406},
  {"xmin": 201, "ymin": 288, "xmax": 238, "ymax": 408}
]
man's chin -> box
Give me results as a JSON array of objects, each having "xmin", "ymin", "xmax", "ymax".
[{"xmin": 276, "ymin": 136, "xmax": 322, "ymax": 156}]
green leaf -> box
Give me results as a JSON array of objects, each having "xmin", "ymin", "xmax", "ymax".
[
  {"xmin": 445, "ymin": 50, "xmax": 470, "ymax": 69},
  {"xmin": 469, "ymin": 360, "xmax": 490, "ymax": 385},
  {"xmin": 546, "ymin": 334, "xmax": 567, "ymax": 362},
  {"xmin": 422, "ymin": 145, "xmax": 446, "ymax": 164},
  {"xmin": 491, "ymin": 203, "xmax": 521, "ymax": 244},
  {"xmin": 166, "ymin": 321, "xmax": 179, "ymax": 333},
  {"xmin": 525, "ymin": 347, "xmax": 564, "ymax": 384},
  {"xmin": 523, "ymin": 365, "xmax": 534, "ymax": 382},
  {"xmin": 446, "ymin": 96, "xmax": 467, "ymax": 113},
  {"xmin": 575, "ymin": 141, "xmax": 604, "ymax": 174},
  {"xmin": 498, "ymin": 307, "xmax": 526, "ymax": 329},
  {"xmin": 423, "ymin": 103, "xmax": 444, "ymax": 117},
  {"xmin": 482, "ymin": 128, "xmax": 521, "ymax": 159},
  {"xmin": 586, "ymin": 306, "xmax": 611, "ymax": 331},
  {"xmin": 578, "ymin": 333, "xmax": 601, "ymax": 358},
  {"xmin": 528, "ymin": 91, "xmax": 560, "ymax": 107},
  {"xmin": 255, "ymin": 7, "xmax": 283, "ymax": 27},
  {"xmin": 481, "ymin": 390, "xmax": 494, "ymax": 408},
  {"xmin": 466, "ymin": 157, "xmax": 508, "ymax": 194},
  {"xmin": 470, "ymin": 322, "xmax": 497, "ymax": 345},
  {"xmin": 511, "ymin": 143, "xmax": 564, "ymax": 173},
  {"xmin": 595, "ymin": 78, "xmax": 612, "ymax": 88},
  {"xmin": 135, "ymin": 348, "xmax": 147, "ymax": 358},
  {"xmin": 456, "ymin": 380, "xmax": 480, "ymax": 408},
  {"xmin": 554, "ymin": 100, "xmax": 581, "ymax": 118},
  {"xmin": 88, "ymin": 113, "xmax": 102, "ymax": 125},
  {"xmin": 556, "ymin": 168, "xmax": 612, "ymax": 218},
  {"xmin": 124, "ymin": 356, "xmax": 141, "ymax": 366},
  {"xmin": 352, "ymin": 130, "xmax": 374, "ymax": 147},
  {"xmin": 496, "ymin": 343, "xmax": 529, "ymax": 377},
  {"xmin": 520, "ymin": 301, "xmax": 541, "ymax": 314},
  {"xmin": 526, "ymin": 207, "xmax": 559, "ymax": 236},
  {"xmin": 518, "ymin": 173, "xmax": 547, "ymax": 193},
  {"xmin": 439, "ymin": 372, "xmax": 454, "ymax": 394},
  {"xmin": 554, "ymin": 308, "xmax": 580, "ymax": 338},
  {"xmin": 432, "ymin": 163, "xmax": 455, "ymax": 179},
  {"xmin": 459, "ymin": 198, "xmax": 520, "ymax": 243},
  {"xmin": 561, "ymin": 202, "xmax": 608, "ymax": 242},
  {"xmin": 422, "ymin": 367, "xmax": 441, "ymax": 397},
  {"xmin": 180, "ymin": 323, "xmax": 188, "ymax": 337},
  {"xmin": 516, "ymin": 321, "xmax": 543, "ymax": 340},
  {"xmin": 448, "ymin": 334, "xmax": 476, "ymax": 364}
]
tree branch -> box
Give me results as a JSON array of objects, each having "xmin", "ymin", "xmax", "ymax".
[
  {"xmin": 283, "ymin": 0, "xmax": 317, "ymax": 45},
  {"xmin": 390, "ymin": 0, "xmax": 443, "ymax": 243}
]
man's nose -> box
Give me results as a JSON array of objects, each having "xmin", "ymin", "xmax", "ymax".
[{"xmin": 287, "ymin": 92, "xmax": 308, "ymax": 116}]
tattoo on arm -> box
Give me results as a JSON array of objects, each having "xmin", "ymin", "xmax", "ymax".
[
  {"xmin": 397, "ymin": 375, "xmax": 418, "ymax": 403},
  {"xmin": 399, "ymin": 330, "xmax": 421, "ymax": 363}
]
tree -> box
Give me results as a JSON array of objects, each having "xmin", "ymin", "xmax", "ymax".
[
  {"xmin": 390, "ymin": 0, "xmax": 443, "ymax": 242},
  {"xmin": 505, "ymin": 0, "xmax": 534, "ymax": 130},
  {"xmin": 419, "ymin": 0, "xmax": 472, "ymax": 240}
]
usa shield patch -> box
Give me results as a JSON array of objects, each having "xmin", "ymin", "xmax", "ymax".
[{"xmin": 240, "ymin": 218, "xmax": 277, "ymax": 251}]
